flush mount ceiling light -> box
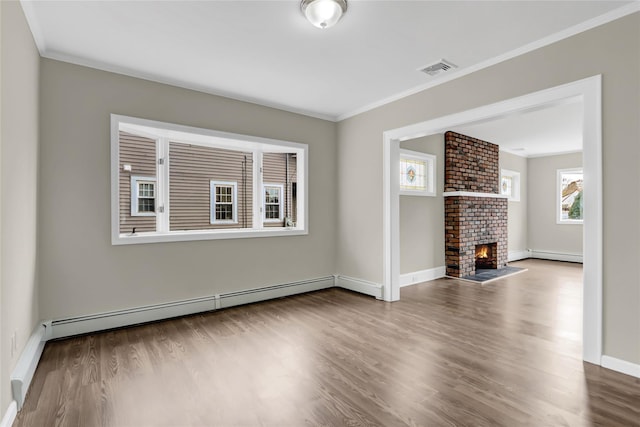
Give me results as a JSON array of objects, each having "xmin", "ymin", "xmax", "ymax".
[{"xmin": 301, "ymin": 0, "xmax": 347, "ymax": 29}]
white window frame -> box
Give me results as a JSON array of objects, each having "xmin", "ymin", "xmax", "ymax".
[
  {"xmin": 130, "ymin": 176, "xmax": 157, "ymax": 217},
  {"xmin": 399, "ymin": 149, "xmax": 436, "ymax": 197},
  {"xmin": 111, "ymin": 114, "xmax": 308, "ymax": 245},
  {"xmin": 500, "ymin": 169, "xmax": 520, "ymax": 202},
  {"xmin": 263, "ymin": 183, "xmax": 284, "ymax": 223},
  {"xmin": 210, "ymin": 181, "xmax": 238, "ymax": 224},
  {"xmin": 557, "ymin": 167, "xmax": 584, "ymax": 225}
]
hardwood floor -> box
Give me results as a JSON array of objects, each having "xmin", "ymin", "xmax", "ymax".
[{"xmin": 16, "ymin": 259, "xmax": 640, "ymax": 426}]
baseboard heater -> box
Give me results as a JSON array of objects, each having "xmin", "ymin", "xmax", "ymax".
[
  {"xmin": 49, "ymin": 276, "xmax": 336, "ymax": 340},
  {"xmin": 10, "ymin": 324, "xmax": 47, "ymax": 409}
]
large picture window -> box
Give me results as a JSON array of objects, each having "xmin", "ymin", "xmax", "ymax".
[
  {"xmin": 557, "ymin": 168, "xmax": 583, "ymax": 224},
  {"xmin": 111, "ymin": 115, "xmax": 307, "ymax": 244}
]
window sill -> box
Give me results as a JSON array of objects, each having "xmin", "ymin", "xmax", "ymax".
[
  {"xmin": 557, "ymin": 220, "xmax": 584, "ymax": 225},
  {"xmin": 112, "ymin": 227, "xmax": 308, "ymax": 245}
]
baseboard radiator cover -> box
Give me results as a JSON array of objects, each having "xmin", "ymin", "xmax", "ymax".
[
  {"xmin": 50, "ymin": 276, "xmax": 336, "ymax": 340},
  {"xmin": 0, "ymin": 401, "xmax": 17, "ymax": 427},
  {"xmin": 334, "ymin": 275, "xmax": 383, "ymax": 300},
  {"xmin": 529, "ymin": 250, "xmax": 583, "ymax": 263},
  {"xmin": 10, "ymin": 324, "xmax": 47, "ymax": 409}
]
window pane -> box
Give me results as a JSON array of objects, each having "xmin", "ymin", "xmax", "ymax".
[
  {"xmin": 262, "ymin": 153, "xmax": 297, "ymax": 226},
  {"xmin": 138, "ymin": 197, "xmax": 155, "ymax": 213},
  {"xmin": 560, "ymin": 171, "xmax": 583, "ymax": 221},
  {"xmin": 501, "ymin": 176, "xmax": 512, "ymax": 196},
  {"xmin": 400, "ymin": 158, "xmax": 427, "ymax": 191},
  {"xmin": 169, "ymin": 142, "xmax": 249, "ymax": 229},
  {"xmin": 216, "ymin": 204, "xmax": 233, "ymax": 220},
  {"xmin": 265, "ymin": 204, "xmax": 280, "ymax": 219},
  {"xmin": 120, "ymin": 131, "xmax": 157, "ymax": 232}
]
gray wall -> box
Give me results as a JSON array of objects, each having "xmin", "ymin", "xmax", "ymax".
[
  {"xmin": 337, "ymin": 13, "xmax": 640, "ymax": 364},
  {"xmin": 499, "ymin": 151, "xmax": 528, "ymax": 256},
  {"xmin": 38, "ymin": 59, "xmax": 337, "ymax": 321},
  {"xmin": 399, "ymin": 134, "xmax": 444, "ymax": 274},
  {"xmin": 528, "ymin": 152, "xmax": 583, "ymax": 255},
  {"xmin": 0, "ymin": 2, "xmax": 40, "ymax": 412}
]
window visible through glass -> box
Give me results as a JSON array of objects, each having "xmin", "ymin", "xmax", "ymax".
[
  {"xmin": 265, "ymin": 187, "xmax": 281, "ymax": 219},
  {"xmin": 215, "ymin": 186, "xmax": 234, "ymax": 220},
  {"xmin": 137, "ymin": 182, "xmax": 155, "ymax": 213}
]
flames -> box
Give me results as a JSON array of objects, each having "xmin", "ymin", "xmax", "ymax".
[{"xmin": 476, "ymin": 245, "xmax": 489, "ymax": 259}]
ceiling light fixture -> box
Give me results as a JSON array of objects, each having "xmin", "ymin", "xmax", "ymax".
[{"xmin": 301, "ymin": 0, "xmax": 347, "ymax": 29}]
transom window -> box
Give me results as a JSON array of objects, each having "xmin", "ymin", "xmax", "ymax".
[
  {"xmin": 111, "ymin": 114, "xmax": 307, "ymax": 245},
  {"xmin": 399, "ymin": 149, "xmax": 436, "ymax": 197},
  {"xmin": 500, "ymin": 169, "xmax": 520, "ymax": 202}
]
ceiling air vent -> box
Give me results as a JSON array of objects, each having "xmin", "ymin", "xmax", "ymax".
[{"xmin": 419, "ymin": 59, "xmax": 457, "ymax": 76}]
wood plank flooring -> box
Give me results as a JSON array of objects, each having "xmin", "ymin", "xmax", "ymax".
[{"xmin": 16, "ymin": 260, "xmax": 640, "ymax": 426}]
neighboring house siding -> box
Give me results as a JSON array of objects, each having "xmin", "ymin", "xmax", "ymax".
[
  {"xmin": 263, "ymin": 153, "xmax": 297, "ymax": 227},
  {"xmin": 169, "ymin": 142, "xmax": 253, "ymax": 230},
  {"xmin": 119, "ymin": 131, "xmax": 157, "ymax": 234}
]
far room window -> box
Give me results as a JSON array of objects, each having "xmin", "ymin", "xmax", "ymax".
[
  {"xmin": 210, "ymin": 181, "xmax": 237, "ymax": 224},
  {"xmin": 558, "ymin": 168, "xmax": 583, "ymax": 224},
  {"xmin": 131, "ymin": 176, "xmax": 157, "ymax": 216},
  {"xmin": 501, "ymin": 169, "xmax": 520, "ymax": 201},
  {"xmin": 264, "ymin": 184, "xmax": 283, "ymax": 222},
  {"xmin": 399, "ymin": 149, "xmax": 436, "ymax": 197}
]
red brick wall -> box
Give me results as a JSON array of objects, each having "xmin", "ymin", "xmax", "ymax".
[
  {"xmin": 445, "ymin": 196, "xmax": 508, "ymax": 277},
  {"xmin": 445, "ymin": 131, "xmax": 500, "ymax": 194},
  {"xmin": 444, "ymin": 131, "xmax": 507, "ymax": 277}
]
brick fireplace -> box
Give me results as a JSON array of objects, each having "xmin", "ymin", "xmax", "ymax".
[{"xmin": 444, "ymin": 131, "xmax": 508, "ymax": 278}]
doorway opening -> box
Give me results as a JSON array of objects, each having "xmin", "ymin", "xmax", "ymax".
[{"xmin": 383, "ymin": 76, "xmax": 602, "ymax": 365}]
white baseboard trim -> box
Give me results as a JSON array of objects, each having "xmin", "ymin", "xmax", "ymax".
[
  {"xmin": 334, "ymin": 275, "xmax": 384, "ymax": 300},
  {"xmin": 508, "ymin": 250, "xmax": 531, "ymax": 262},
  {"xmin": 0, "ymin": 401, "xmax": 16, "ymax": 427},
  {"xmin": 400, "ymin": 266, "xmax": 446, "ymax": 287},
  {"xmin": 50, "ymin": 276, "xmax": 335, "ymax": 340},
  {"xmin": 601, "ymin": 355, "xmax": 640, "ymax": 378},
  {"xmin": 10, "ymin": 324, "xmax": 47, "ymax": 409},
  {"xmin": 529, "ymin": 250, "xmax": 583, "ymax": 263}
]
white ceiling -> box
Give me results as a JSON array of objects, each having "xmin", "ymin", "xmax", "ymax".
[
  {"xmin": 451, "ymin": 99, "xmax": 584, "ymax": 157},
  {"xmin": 21, "ymin": 0, "xmax": 637, "ymax": 122}
]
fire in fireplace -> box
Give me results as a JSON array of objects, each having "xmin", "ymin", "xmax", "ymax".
[{"xmin": 475, "ymin": 243, "xmax": 498, "ymax": 270}]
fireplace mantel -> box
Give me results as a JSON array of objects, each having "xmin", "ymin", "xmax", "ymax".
[{"xmin": 443, "ymin": 191, "xmax": 508, "ymax": 199}]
